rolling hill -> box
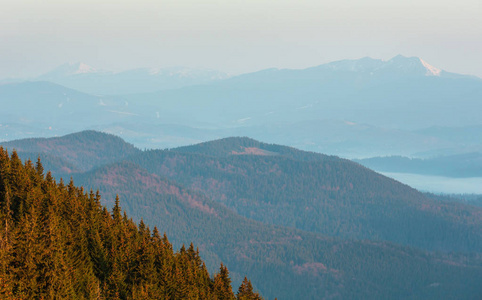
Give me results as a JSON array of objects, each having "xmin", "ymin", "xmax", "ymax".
[{"xmin": 1, "ymin": 130, "xmax": 140, "ymax": 173}]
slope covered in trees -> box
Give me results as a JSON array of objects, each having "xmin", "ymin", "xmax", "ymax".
[
  {"xmin": 0, "ymin": 148, "xmax": 261, "ymax": 299},
  {"xmin": 129, "ymin": 138, "xmax": 482, "ymax": 253},
  {"xmin": 73, "ymin": 160, "xmax": 482, "ymax": 299},
  {"xmin": 174, "ymin": 137, "xmax": 338, "ymax": 162},
  {"xmin": 2, "ymin": 130, "xmax": 140, "ymax": 173}
]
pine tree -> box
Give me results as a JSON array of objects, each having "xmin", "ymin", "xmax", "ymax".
[
  {"xmin": 113, "ymin": 194, "xmax": 122, "ymax": 224},
  {"xmin": 213, "ymin": 263, "xmax": 236, "ymax": 300},
  {"xmin": 237, "ymin": 277, "xmax": 263, "ymax": 300},
  {"xmin": 35, "ymin": 157, "xmax": 44, "ymax": 177}
]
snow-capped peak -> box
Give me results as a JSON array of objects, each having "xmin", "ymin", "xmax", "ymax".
[
  {"xmin": 311, "ymin": 55, "xmax": 443, "ymax": 77},
  {"xmin": 39, "ymin": 62, "xmax": 100, "ymax": 79},
  {"xmin": 419, "ymin": 58, "xmax": 441, "ymax": 76},
  {"xmin": 72, "ymin": 62, "xmax": 97, "ymax": 75},
  {"xmin": 379, "ymin": 55, "xmax": 444, "ymax": 77}
]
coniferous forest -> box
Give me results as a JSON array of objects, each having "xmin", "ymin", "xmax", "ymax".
[
  {"xmin": 1, "ymin": 131, "xmax": 482, "ymax": 299},
  {"xmin": 0, "ymin": 148, "xmax": 262, "ymax": 299}
]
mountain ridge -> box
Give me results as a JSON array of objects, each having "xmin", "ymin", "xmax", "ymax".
[
  {"xmin": 3, "ymin": 55, "xmax": 482, "ymax": 156},
  {"xmin": 33, "ymin": 64, "xmax": 230, "ymax": 95},
  {"xmin": 124, "ymin": 55, "xmax": 482, "ymax": 130}
]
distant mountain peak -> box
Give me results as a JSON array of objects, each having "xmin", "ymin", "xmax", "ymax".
[
  {"xmin": 315, "ymin": 57, "xmax": 384, "ymax": 72},
  {"xmin": 70, "ymin": 62, "xmax": 97, "ymax": 74},
  {"xmin": 40, "ymin": 62, "xmax": 101, "ymax": 79},
  {"xmin": 311, "ymin": 55, "xmax": 444, "ymax": 77},
  {"xmin": 419, "ymin": 58, "xmax": 442, "ymax": 76},
  {"xmin": 385, "ymin": 55, "xmax": 442, "ymax": 77},
  {"xmin": 57, "ymin": 62, "xmax": 99, "ymax": 75}
]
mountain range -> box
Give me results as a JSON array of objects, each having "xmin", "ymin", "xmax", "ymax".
[
  {"xmin": 2, "ymin": 131, "xmax": 481, "ymax": 299},
  {"xmin": 1, "ymin": 55, "xmax": 482, "ymax": 160},
  {"xmin": 125, "ymin": 55, "xmax": 481, "ymax": 130},
  {"xmin": 34, "ymin": 62, "xmax": 229, "ymax": 95},
  {"xmin": 0, "ymin": 62, "xmax": 228, "ymax": 94}
]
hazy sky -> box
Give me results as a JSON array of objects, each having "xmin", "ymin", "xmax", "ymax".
[{"xmin": 1, "ymin": 0, "xmax": 481, "ymax": 78}]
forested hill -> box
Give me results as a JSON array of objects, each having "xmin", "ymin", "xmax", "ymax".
[
  {"xmin": 175, "ymin": 136, "xmax": 340, "ymax": 162},
  {"xmin": 1, "ymin": 130, "xmax": 141, "ymax": 173},
  {"xmin": 0, "ymin": 148, "xmax": 262, "ymax": 299},
  {"xmin": 134, "ymin": 137, "xmax": 482, "ymax": 253}
]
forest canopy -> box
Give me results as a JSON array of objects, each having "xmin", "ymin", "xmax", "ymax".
[{"xmin": 0, "ymin": 148, "xmax": 262, "ymax": 299}]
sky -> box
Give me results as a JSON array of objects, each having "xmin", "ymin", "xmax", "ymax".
[{"xmin": 1, "ymin": 0, "xmax": 481, "ymax": 78}]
